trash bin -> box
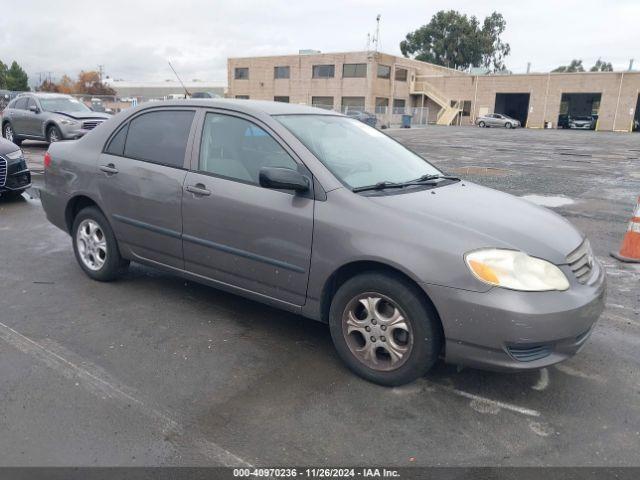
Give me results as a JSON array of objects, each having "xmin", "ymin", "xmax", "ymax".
[{"xmin": 401, "ymin": 114, "xmax": 412, "ymax": 128}]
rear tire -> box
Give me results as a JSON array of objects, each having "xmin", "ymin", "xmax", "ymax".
[
  {"xmin": 3, "ymin": 123, "xmax": 22, "ymax": 146},
  {"xmin": 72, "ymin": 206, "xmax": 129, "ymax": 282},
  {"xmin": 329, "ymin": 272, "xmax": 442, "ymax": 386},
  {"xmin": 478, "ymin": 121, "xmax": 485, "ymax": 128},
  {"xmin": 505, "ymin": 122, "xmax": 513, "ymax": 129}
]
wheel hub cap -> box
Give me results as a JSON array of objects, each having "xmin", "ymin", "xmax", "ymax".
[
  {"xmin": 76, "ymin": 219, "xmax": 107, "ymax": 271},
  {"xmin": 342, "ymin": 293, "xmax": 413, "ymax": 372}
]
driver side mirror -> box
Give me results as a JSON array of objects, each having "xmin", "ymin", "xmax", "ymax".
[
  {"xmin": 259, "ymin": 167, "xmax": 310, "ymax": 192},
  {"xmin": 28, "ymin": 105, "xmax": 40, "ymax": 114}
]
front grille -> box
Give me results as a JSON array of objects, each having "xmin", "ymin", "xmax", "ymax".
[
  {"xmin": 0, "ymin": 157, "xmax": 7, "ymax": 187},
  {"xmin": 507, "ymin": 344, "xmax": 552, "ymax": 362},
  {"xmin": 82, "ymin": 120, "xmax": 104, "ymax": 130},
  {"xmin": 566, "ymin": 239, "xmax": 594, "ymax": 284}
]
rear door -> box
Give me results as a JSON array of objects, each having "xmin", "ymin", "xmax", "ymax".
[
  {"xmin": 96, "ymin": 108, "xmax": 196, "ymax": 269},
  {"xmin": 181, "ymin": 110, "xmax": 314, "ymax": 306}
]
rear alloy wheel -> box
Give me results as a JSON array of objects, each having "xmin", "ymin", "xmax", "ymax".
[
  {"xmin": 3, "ymin": 123, "xmax": 22, "ymax": 146},
  {"xmin": 72, "ymin": 206, "xmax": 129, "ymax": 281},
  {"xmin": 505, "ymin": 122, "xmax": 513, "ymax": 129},
  {"xmin": 47, "ymin": 125, "xmax": 63, "ymax": 143},
  {"xmin": 329, "ymin": 272, "xmax": 442, "ymax": 386}
]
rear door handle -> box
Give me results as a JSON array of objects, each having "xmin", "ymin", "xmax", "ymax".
[
  {"xmin": 186, "ymin": 184, "xmax": 211, "ymax": 196},
  {"xmin": 99, "ymin": 163, "xmax": 119, "ymax": 174}
]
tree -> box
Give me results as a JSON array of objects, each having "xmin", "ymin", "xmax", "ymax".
[
  {"xmin": 75, "ymin": 70, "xmax": 115, "ymax": 95},
  {"xmin": 400, "ymin": 10, "xmax": 511, "ymax": 72},
  {"xmin": 57, "ymin": 75, "xmax": 75, "ymax": 94},
  {"xmin": 590, "ymin": 58, "xmax": 613, "ymax": 72},
  {"xmin": 552, "ymin": 59, "xmax": 585, "ymax": 73},
  {"xmin": 0, "ymin": 61, "xmax": 7, "ymax": 89},
  {"xmin": 5, "ymin": 61, "xmax": 29, "ymax": 91},
  {"xmin": 37, "ymin": 79, "xmax": 59, "ymax": 92}
]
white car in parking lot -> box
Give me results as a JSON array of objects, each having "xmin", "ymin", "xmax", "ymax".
[{"xmin": 476, "ymin": 113, "xmax": 521, "ymax": 129}]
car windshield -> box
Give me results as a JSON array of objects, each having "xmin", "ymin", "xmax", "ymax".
[
  {"xmin": 276, "ymin": 115, "xmax": 441, "ymax": 189},
  {"xmin": 39, "ymin": 97, "xmax": 91, "ymax": 113}
]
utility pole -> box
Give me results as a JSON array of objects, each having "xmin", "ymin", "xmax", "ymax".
[
  {"xmin": 98, "ymin": 64, "xmax": 104, "ymax": 83},
  {"xmin": 629, "ymin": 59, "xmax": 635, "ymax": 72}
]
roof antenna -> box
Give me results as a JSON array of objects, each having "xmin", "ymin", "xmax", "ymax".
[
  {"xmin": 372, "ymin": 14, "xmax": 381, "ymax": 52},
  {"xmin": 168, "ymin": 61, "xmax": 191, "ymax": 98}
]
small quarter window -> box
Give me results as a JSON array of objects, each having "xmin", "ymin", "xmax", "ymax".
[{"xmin": 105, "ymin": 123, "xmax": 129, "ymax": 156}]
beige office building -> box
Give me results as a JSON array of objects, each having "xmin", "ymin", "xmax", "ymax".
[{"xmin": 228, "ymin": 51, "xmax": 640, "ymax": 132}]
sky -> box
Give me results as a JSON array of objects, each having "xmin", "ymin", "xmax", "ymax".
[{"xmin": 0, "ymin": 0, "xmax": 638, "ymax": 86}]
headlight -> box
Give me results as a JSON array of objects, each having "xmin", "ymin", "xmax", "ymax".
[
  {"xmin": 6, "ymin": 149, "xmax": 23, "ymax": 160},
  {"xmin": 59, "ymin": 119, "xmax": 78, "ymax": 126},
  {"xmin": 465, "ymin": 249, "xmax": 570, "ymax": 291}
]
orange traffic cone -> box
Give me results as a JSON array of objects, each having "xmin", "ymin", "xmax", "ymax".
[{"xmin": 611, "ymin": 196, "xmax": 640, "ymax": 263}]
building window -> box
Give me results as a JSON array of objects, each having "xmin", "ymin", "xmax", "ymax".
[
  {"xmin": 461, "ymin": 100, "xmax": 472, "ymax": 116},
  {"xmin": 312, "ymin": 65, "xmax": 335, "ymax": 79},
  {"xmin": 395, "ymin": 68, "xmax": 408, "ymax": 81},
  {"xmin": 341, "ymin": 96, "xmax": 365, "ymax": 113},
  {"xmin": 234, "ymin": 68, "xmax": 249, "ymax": 80},
  {"xmin": 342, "ymin": 63, "xmax": 367, "ymax": 78},
  {"xmin": 274, "ymin": 66, "xmax": 290, "ymax": 79},
  {"xmin": 274, "ymin": 96, "xmax": 290, "ymax": 103},
  {"xmin": 393, "ymin": 99, "xmax": 406, "ymax": 114},
  {"xmin": 375, "ymin": 97, "xmax": 389, "ymax": 113},
  {"xmin": 235, "ymin": 95, "xmax": 249, "ymax": 99},
  {"xmin": 312, "ymin": 96, "xmax": 334, "ymax": 110},
  {"xmin": 377, "ymin": 64, "xmax": 391, "ymax": 79}
]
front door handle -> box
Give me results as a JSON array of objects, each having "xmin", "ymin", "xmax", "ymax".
[
  {"xmin": 99, "ymin": 163, "xmax": 119, "ymax": 174},
  {"xmin": 186, "ymin": 184, "xmax": 211, "ymax": 196}
]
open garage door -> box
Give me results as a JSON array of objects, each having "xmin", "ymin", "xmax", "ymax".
[
  {"xmin": 634, "ymin": 94, "xmax": 640, "ymax": 132},
  {"xmin": 558, "ymin": 93, "xmax": 601, "ymax": 129},
  {"xmin": 495, "ymin": 93, "xmax": 530, "ymax": 126}
]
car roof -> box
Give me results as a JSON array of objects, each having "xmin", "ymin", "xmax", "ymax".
[
  {"xmin": 135, "ymin": 99, "xmax": 340, "ymax": 117},
  {"xmin": 18, "ymin": 92, "xmax": 73, "ymax": 99}
]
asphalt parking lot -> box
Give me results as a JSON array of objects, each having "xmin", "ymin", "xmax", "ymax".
[{"xmin": 1, "ymin": 127, "xmax": 639, "ymax": 467}]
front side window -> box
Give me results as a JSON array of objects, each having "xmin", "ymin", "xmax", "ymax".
[
  {"xmin": 234, "ymin": 68, "xmax": 249, "ymax": 80},
  {"xmin": 342, "ymin": 63, "xmax": 367, "ymax": 78},
  {"xmin": 274, "ymin": 66, "xmax": 290, "ymax": 79},
  {"xmin": 312, "ymin": 65, "xmax": 335, "ymax": 79},
  {"xmin": 199, "ymin": 113, "xmax": 297, "ymax": 184},
  {"xmin": 124, "ymin": 110, "xmax": 195, "ymax": 167},
  {"xmin": 377, "ymin": 64, "xmax": 391, "ymax": 79},
  {"xmin": 39, "ymin": 97, "xmax": 91, "ymax": 113},
  {"xmin": 13, "ymin": 97, "xmax": 28, "ymax": 110},
  {"xmin": 277, "ymin": 115, "xmax": 440, "ymax": 189}
]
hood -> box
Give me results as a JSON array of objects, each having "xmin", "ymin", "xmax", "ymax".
[
  {"xmin": 368, "ymin": 181, "xmax": 583, "ymax": 265},
  {"xmin": 0, "ymin": 137, "xmax": 21, "ymax": 156},
  {"xmin": 54, "ymin": 111, "xmax": 111, "ymax": 121}
]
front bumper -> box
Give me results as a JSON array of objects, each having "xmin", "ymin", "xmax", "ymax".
[
  {"xmin": 0, "ymin": 156, "xmax": 31, "ymax": 192},
  {"xmin": 423, "ymin": 260, "xmax": 606, "ymax": 371}
]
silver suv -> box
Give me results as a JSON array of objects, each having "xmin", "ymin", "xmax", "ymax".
[{"xmin": 1, "ymin": 93, "xmax": 110, "ymax": 145}]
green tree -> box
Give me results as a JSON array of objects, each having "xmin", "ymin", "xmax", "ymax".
[
  {"xmin": 5, "ymin": 61, "xmax": 29, "ymax": 91},
  {"xmin": 0, "ymin": 60, "xmax": 8, "ymax": 89},
  {"xmin": 552, "ymin": 59, "xmax": 585, "ymax": 73},
  {"xmin": 400, "ymin": 10, "xmax": 510, "ymax": 72},
  {"xmin": 590, "ymin": 58, "xmax": 613, "ymax": 72}
]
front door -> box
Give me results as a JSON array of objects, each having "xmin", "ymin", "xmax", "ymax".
[
  {"xmin": 24, "ymin": 97, "xmax": 43, "ymax": 137},
  {"xmin": 96, "ymin": 108, "xmax": 196, "ymax": 269},
  {"xmin": 181, "ymin": 111, "xmax": 314, "ymax": 306}
]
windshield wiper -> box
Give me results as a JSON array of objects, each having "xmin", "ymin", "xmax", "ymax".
[
  {"xmin": 352, "ymin": 174, "xmax": 461, "ymax": 193},
  {"xmin": 352, "ymin": 181, "xmax": 406, "ymax": 193}
]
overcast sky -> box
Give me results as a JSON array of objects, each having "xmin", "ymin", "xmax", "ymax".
[{"xmin": 1, "ymin": 0, "xmax": 638, "ymax": 85}]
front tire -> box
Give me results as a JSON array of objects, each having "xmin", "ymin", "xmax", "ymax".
[
  {"xmin": 329, "ymin": 272, "xmax": 442, "ymax": 386},
  {"xmin": 478, "ymin": 121, "xmax": 486, "ymax": 128},
  {"xmin": 72, "ymin": 207, "xmax": 129, "ymax": 282},
  {"xmin": 3, "ymin": 123, "xmax": 22, "ymax": 146},
  {"xmin": 47, "ymin": 125, "xmax": 63, "ymax": 143},
  {"xmin": 505, "ymin": 122, "xmax": 513, "ymax": 129}
]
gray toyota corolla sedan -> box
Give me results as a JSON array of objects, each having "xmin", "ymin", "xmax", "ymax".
[{"xmin": 40, "ymin": 100, "xmax": 606, "ymax": 386}]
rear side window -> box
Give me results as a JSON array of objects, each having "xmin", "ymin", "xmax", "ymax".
[
  {"xmin": 123, "ymin": 110, "xmax": 195, "ymax": 168},
  {"xmin": 105, "ymin": 123, "xmax": 129, "ymax": 156}
]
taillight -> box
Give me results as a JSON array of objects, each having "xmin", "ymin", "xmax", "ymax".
[{"xmin": 44, "ymin": 152, "xmax": 52, "ymax": 168}]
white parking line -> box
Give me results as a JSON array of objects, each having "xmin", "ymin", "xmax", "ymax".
[
  {"xmin": 0, "ymin": 321, "xmax": 251, "ymax": 467},
  {"xmin": 435, "ymin": 383, "xmax": 541, "ymax": 417}
]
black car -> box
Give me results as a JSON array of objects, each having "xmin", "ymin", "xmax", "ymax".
[
  {"xmin": 0, "ymin": 137, "xmax": 31, "ymax": 199},
  {"xmin": 345, "ymin": 110, "xmax": 377, "ymax": 127}
]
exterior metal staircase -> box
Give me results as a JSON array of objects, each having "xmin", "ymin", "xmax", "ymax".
[{"xmin": 411, "ymin": 77, "xmax": 462, "ymax": 125}]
